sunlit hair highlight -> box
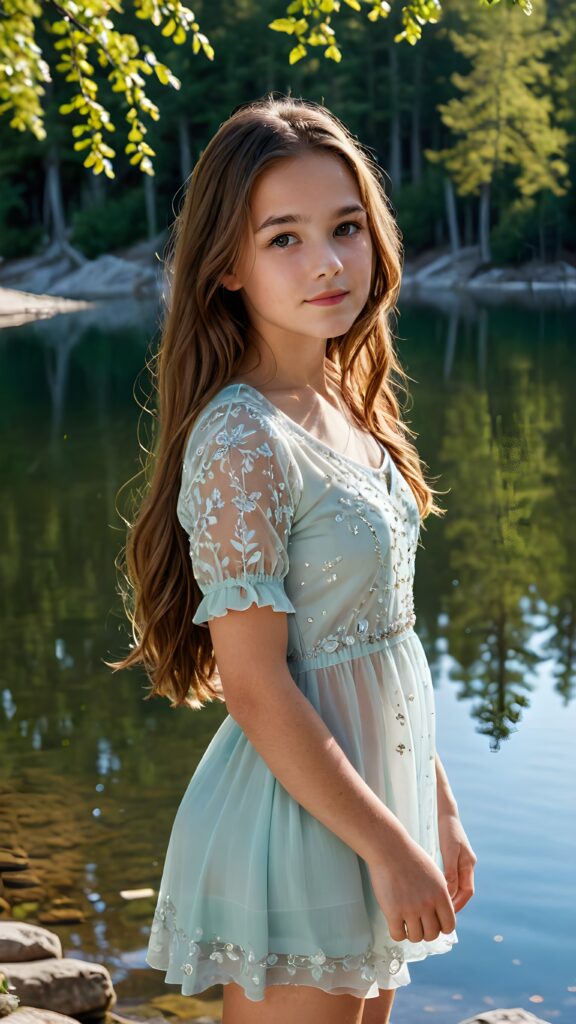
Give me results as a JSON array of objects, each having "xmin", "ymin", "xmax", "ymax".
[{"xmin": 108, "ymin": 94, "xmax": 446, "ymax": 709}]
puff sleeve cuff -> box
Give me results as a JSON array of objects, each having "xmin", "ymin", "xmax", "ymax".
[{"xmin": 192, "ymin": 575, "xmax": 297, "ymax": 625}]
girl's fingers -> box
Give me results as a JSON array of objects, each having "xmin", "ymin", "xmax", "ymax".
[
  {"xmin": 404, "ymin": 915, "xmax": 424, "ymax": 943},
  {"xmin": 443, "ymin": 859, "xmax": 459, "ymax": 900},
  {"xmin": 420, "ymin": 909, "xmax": 443, "ymax": 942},
  {"xmin": 438, "ymin": 896, "xmax": 457, "ymax": 934},
  {"xmin": 388, "ymin": 915, "xmax": 407, "ymax": 943},
  {"xmin": 452, "ymin": 860, "xmax": 476, "ymax": 912}
]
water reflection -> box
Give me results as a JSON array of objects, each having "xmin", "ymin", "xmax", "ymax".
[
  {"xmin": 1, "ymin": 296, "xmax": 574, "ymax": 1015},
  {"xmin": 0, "ymin": 299, "xmax": 574, "ymax": 753},
  {"xmin": 438, "ymin": 377, "xmax": 561, "ymax": 748}
]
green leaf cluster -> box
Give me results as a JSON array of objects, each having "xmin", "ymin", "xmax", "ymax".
[{"xmin": 0, "ymin": 0, "xmax": 214, "ymax": 178}]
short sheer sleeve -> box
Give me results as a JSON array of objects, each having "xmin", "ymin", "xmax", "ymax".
[{"xmin": 177, "ymin": 397, "xmax": 302, "ymax": 625}]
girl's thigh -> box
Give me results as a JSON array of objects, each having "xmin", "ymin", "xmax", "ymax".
[
  {"xmin": 222, "ymin": 980, "xmax": 366, "ymax": 1024},
  {"xmin": 361, "ymin": 988, "xmax": 396, "ymax": 1024}
]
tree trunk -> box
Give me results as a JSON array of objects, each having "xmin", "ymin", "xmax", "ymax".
[
  {"xmin": 479, "ymin": 183, "xmax": 491, "ymax": 263},
  {"xmin": 538, "ymin": 199, "xmax": 546, "ymax": 262},
  {"xmin": 90, "ymin": 172, "xmax": 105, "ymax": 204},
  {"xmin": 43, "ymin": 146, "xmax": 67, "ymax": 245},
  {"xmin": 388, "ymin": 38, "xmax": 402, "ymax": 189},
  {"xmin": 464, "ymin": 201, "xmax": 474, "ymax": 246},
  {"xmin": 554, "ymin": 213, "xmax": 562, "ymax": 261},
  {"xmin": 178, "ymin": 116, "xmax": 192, "ymax": 182},
  {"xmin": 144, "ymin": 174, "xmax": 157, "ymax": 240},
  {"xmin": 410, "ymin": 48, "xmax": 422, "ymax": 185},
  {"xmin": 365, "ymin": 26, "xmax": 377, "ymax": 142},
  {"xmin": 444, "ymin": 176, "xmax": 461, "ymax": 254}
]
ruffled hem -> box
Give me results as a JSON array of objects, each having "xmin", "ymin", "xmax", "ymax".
[
  {"xmin": 192, "ymin": 575, "xmax": 296, "ymax": 625},
  {"xmin": 146, "ymin": 895, "xmax": 457, "ymax": 1002}
]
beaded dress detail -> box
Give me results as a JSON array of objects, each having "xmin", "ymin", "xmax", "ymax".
[{"xmin": 146, "ymin": 383, "xmax": 457, "ymax": 1002}]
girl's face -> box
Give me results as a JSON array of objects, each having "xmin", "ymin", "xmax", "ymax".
[{"xmin": 222, "ymin": 150, "xmax": 374, "ymax": 349}]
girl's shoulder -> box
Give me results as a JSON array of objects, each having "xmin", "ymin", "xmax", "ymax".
[
  {"xmin": 178, "ymin": 382, "xmax": 304, "ymax": 529},
  {"xmin": 186, "ymin": 382, "xmax": 288, "ymax": 453},
  {"xmin": 183, "ymin": 382, "xmax": 303, "ymax": 486}
]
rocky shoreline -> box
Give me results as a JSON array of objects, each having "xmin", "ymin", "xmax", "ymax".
[
  {"xmin": 0, "ymin": 919, "xmax": 555, "ymax": 1024},
  {"xmin": 0, "ymin": 241, "xmax": 575, "ymax": 327}
]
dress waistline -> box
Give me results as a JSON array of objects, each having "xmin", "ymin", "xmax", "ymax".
[{"xmin": 287, "ymin": 617, "xmax": 417, "ymax": 673}]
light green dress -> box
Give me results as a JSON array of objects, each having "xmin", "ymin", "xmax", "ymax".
[{"xmin": 146, "ymin": 382, "xmax": 457, "ymax": 1002}]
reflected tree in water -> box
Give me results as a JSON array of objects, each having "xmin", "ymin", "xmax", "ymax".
[{"xmin": 438, "ymin": 357, "xmax": 560, "ymax": 748}]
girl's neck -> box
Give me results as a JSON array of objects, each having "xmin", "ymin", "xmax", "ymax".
[{"xmin": 231, "ymin": 354, "xmax": 340, "ymax": 399}]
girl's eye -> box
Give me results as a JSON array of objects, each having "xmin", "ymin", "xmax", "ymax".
[
  {"xmin": 269, "ymin": 233, "xmax": 296, "ymax": 248},
  {"xmin": 268, "ymin": 221, "xmax": 362, "ymax": 248},
  {"xmin": 334, "ymin": 221, "xmax": 362, "ymax": 237}
]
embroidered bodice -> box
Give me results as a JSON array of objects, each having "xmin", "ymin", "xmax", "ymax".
[{"xmin": 177, "ymin": 382, "xmax": 420, "ymax": 669}]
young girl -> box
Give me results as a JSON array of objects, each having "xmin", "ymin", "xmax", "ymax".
[{"xmin": 112, "ymin": 95, "xmax": 476, "ymax": 1024}]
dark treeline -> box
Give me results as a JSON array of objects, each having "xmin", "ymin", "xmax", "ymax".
[{"xmin": 1, "ymin": 0, "xmax": 574, "ymax": 267}]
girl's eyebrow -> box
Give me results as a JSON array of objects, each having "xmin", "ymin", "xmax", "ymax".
[{"xmin": 255, "ymin": 203, "xmax": 367, "ymax": 234}]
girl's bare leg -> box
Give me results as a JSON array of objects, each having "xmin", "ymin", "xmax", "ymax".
[
  {"xmin": 361, "ymin": 989, "xmax": 396, "ymax": 1024},
  {"xmin": 222, "ymin": 980, "xmax": 366, "ymax": 1024}
]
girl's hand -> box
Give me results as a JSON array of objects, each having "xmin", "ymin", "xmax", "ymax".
[
  {"xmin": 366, "ymin": 835, "xmax": 457, "ymax": 944},
  {"xmin": 438, "ymin": 810, "xmax": 477, "ymax": 913}
]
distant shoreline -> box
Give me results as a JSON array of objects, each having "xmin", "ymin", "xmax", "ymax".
[
  {"xmin": 1, "ymin": 242, "xmax": 575, "ymax": 327},
  {"xmin": 0, "ymin": 286, "xmax": 94, "ymax": 328}
]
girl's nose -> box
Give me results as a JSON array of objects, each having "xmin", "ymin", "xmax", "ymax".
[{"xmin": 312, "ymin": 243, "xmax": 344, "ymax": 277}]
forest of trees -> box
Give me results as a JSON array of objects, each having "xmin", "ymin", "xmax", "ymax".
[{"xmin": 0, "ymin": 0, "xmax": 574, "ymax": 268}]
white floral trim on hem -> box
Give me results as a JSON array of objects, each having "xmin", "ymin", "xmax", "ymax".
[{"xmin": 148, "ymin": 893, "xmax": 407, "ymax": 990}]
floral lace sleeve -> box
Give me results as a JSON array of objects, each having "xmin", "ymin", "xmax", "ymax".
[{"xmin": 177, "ymin": 397, "xmax": 302, "ymax": 625}]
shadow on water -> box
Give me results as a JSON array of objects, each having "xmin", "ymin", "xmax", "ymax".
[{"xmin": 1, "ymin": 295, "xmax": 575, "ymax": 1020}]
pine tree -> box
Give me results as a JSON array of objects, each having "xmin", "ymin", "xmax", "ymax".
[{"xmin": 425, "ymin": 0, "xmax": 569, "ymax": 262}]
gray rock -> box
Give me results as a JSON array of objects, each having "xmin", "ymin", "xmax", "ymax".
[
  {"xmin": 0, "ymin": 923, "xmax": 61, "ymax": 963},
  {"xmin": 1, "ymin": 958, "xmax": 115, "ymax": 1015},
  {"xmin": 2, "ymin": 1008, "xmax": 81, "ymax": 1024},
  {"xmin": 0, "ymin": 238, "xmax": 163, "ymax": 301},
  {"xmin": 53, "ymin": 254, "xmax": 159, "ymax": 300}
]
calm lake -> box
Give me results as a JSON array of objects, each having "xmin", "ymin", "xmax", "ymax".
[{"xmin": 1, "ymin": 293, "xmax": 575, "ymax": 1022}]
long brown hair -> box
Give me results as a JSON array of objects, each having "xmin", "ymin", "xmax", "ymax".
[{"xmin": 108, "ymin": 94, "xmax": 445, "ymax": 710}]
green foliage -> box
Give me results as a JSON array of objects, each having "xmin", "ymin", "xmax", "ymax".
[
  {"xmin": 426, "ymin": 0, "xmax": 569, "ymax": 202},
  {"xmin": 0, "ymin": 0, "xmax": 571, "ymax": 267},
  {"xmin": 268, "ymin": 0, "xmax": 530, "ymax": 62},
  {"xmin": 490, "ymin": 192, "xmax": 570, "ymax": 263},
  {"xmin": 393, "ymin": 169, "xmax": 445, "ymax": 256},
  {"xmin": 0, "ymin": 223, "xmax": 44, "ymax": 260},
  {"xmin": 0, "ymin": 0, "xmax": 532, "ymax": 178},
  {"xmin": 0, "ymin": 178, "xmax": 44, "ymax": 258},
  {"xmin": 70, "ymin": 189, "xmax": 147, "ymax": 258},
  {"xmin": 489, "ymin": 198, "xmax": 539, "ymax": 264},
  {"xmin": 0, "ymin": 0, "xmax": 214, "ymax": 179}
]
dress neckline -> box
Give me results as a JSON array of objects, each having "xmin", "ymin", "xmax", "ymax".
[{"xmin": 223, "ymin": 381, "xmax": 394, "ymax": 485}]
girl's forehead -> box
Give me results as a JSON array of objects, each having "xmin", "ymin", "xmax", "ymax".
[{"xmin": 249, "ymin": 151, "xmax": 362, "ymax": 219}]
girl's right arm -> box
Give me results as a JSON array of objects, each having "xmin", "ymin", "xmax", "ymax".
[{"xmin": 209, "ymin": 601, "xmax": 457, "ymax": 946}]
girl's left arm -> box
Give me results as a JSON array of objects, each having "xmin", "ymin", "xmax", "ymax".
[{"xmin": 435, "ymin": 753, "xmax": 478, "ymax": 913}]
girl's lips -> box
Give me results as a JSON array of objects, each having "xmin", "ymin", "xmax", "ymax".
[{"xmin": 305, "ymin": 292, "xmax": 348, "ymax": 306}]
